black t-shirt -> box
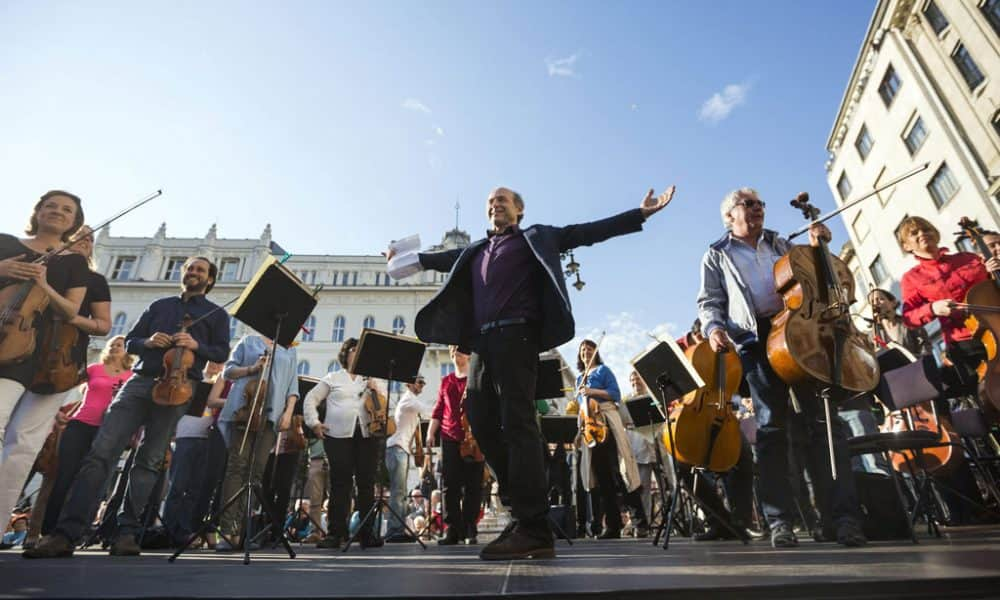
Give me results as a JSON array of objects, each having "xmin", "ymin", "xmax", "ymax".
[
  {"xmin": 0, "ymin": 234, "xmax": 90, "ymax": 387},
  {"xmin": 72, "ymin": 271, "xmax": 111, "ymax": 367}
]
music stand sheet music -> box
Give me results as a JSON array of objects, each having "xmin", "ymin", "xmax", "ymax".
[
  {"xmin": 230, "ymin": 255, "xmax": 317, "ymax": 348},
  {"xmin": 630, "ymin": 336, "xmax": 704, "ymax": 406}
]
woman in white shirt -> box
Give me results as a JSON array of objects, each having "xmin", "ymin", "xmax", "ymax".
[{"xmin": 304, "ymin": 337, "xmax": 386, "ymax": 549}]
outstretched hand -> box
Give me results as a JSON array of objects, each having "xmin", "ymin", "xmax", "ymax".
[{"xmin": 639, "ymin": 186, "xmax": 675, "ymax": 219}]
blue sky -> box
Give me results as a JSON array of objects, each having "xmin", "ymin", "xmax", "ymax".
[{"xmin": 0, "ymin": 1, "xmax": 876, "ymax": 377}]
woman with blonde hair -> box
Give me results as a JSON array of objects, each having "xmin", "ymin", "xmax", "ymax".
[{"xmin": 38, "ymin": 335, "xmax": 133, "ymax": 537}]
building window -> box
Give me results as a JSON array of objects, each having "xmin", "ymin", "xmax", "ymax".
[
  {"xmin": 331, "ymin": 315, "xmax": 346, "ymax": 342},
  {"xmin": 229, "ymin": 316, "xmax": 239, "ymax": 341},
  {"xmin": 164, "ymin": 257, "xmax": 186, "ymax": 281},
  {"xmin": 878, "ymin": 65, "xmax": 901, "ymax": 107},
  {"xmin": 837, "ymin": 172, "xmax": 852, "ymax": 201},
  {"xmin": 440, "ymin": 363, "xmax": 455, "ymax": 379},
  {"xmin": 363, "ymin": 315, "xmax": 375, "ymax": 330},
  {"xmin": 111, "ymin": 256, "xmax": 136, "ymax": 281},
  {"xmin": 923, "ymin": 0, "xmax": 949, "ymax": 34},
  {"xmin": 109, "ymin": 312, "xmax": 128, "ymax": 337},
  {"xmin": 352, "ymin": 271, "xmax": 358, "ymax": 286},
  {"xmin": 851, "ymin": 212, "xmax": 870, "ymax": 242},
  {"xmin": 297, "ymin": 361, "xmax": 310, "ymax": 375},
  {"xmin": 392, "ymin": 316, "xmax": 405, "ymax": 335},
  {"xmin": 951, "ymin": 43, "xmax": 985, "ymax": 91},
  {"xmin": 903, "ymin": 116, "xmax": 929, "ymax": 155},
  {"xmin": 327, "ymin": 361, "xmax": 341, "ymax": 373},
  {"xmin": 993, "ymin": 109, "xmax": 1000, "ymax": 138},
  {"xmin": 854, "ymin": 124, "xmax": 873, "ymax": 161},
  {"xmin": 219, "ymin": 258, "xmax": 240, "ymax": 282},
  {"xmin": 956, "ymin": 237, "xmax": 975, "ymax": 253},
  {"xmin": 301, "ymin": 315, "xmax": 316, "ymax": 342},
  {"xmin": 869, "ymin": 254, "xmax": 890, "ymax": 284},
  {"xmin": 390, "ymin": 381, "xmax": 403, "ymax": 394},
  {"xmin": 983, "ymin": 0, "xmax": 1000, "ymax": 37},
  {"xmin": 927, "ymin": 162, "xmax": 960, "ymax": 208}
]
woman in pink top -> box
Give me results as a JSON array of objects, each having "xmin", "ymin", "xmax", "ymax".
[{"xmin": 40, "ymin": 336, "xmax": 133, "ymax": 535}]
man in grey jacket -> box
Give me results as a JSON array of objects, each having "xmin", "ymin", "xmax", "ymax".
[{"xmin": 697, "ymin": 187, "xmax": 866, "ymax": 549}]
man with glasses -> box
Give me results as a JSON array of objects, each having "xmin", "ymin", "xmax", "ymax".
[
  {"xmin": 384, "ymin": 376, "xmax": 427, "ymax": 543},
  {"xmin": 697, "ymin": 187, "xmax": 867, "ymax": 549}
]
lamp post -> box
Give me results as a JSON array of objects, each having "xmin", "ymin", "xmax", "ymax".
[{"xmin": 561, "ymin": 250, "xmax": 585, "ymax": 291}]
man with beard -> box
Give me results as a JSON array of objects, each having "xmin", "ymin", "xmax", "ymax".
[{"xmin": 26, "ymin": 256, "xmax": 231, "ymax": 558}]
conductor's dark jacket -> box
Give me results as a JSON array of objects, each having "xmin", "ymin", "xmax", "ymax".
[{"xmin": 414, "ymin": 208, "xmax": 646, "ymax": 351}]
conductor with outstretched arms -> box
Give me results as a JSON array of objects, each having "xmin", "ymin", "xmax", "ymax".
[{"xmin": 386, "ymin": 185, "xmax": 674, "ymax": 560}]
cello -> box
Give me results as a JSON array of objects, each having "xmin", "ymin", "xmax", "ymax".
[
  {"xmin": 662, "ymin": 340, "xmax": 742, "ymax": 472},
  {"xmin": 953, "ymin": 217, "xmax": 1000, "ymax": 416}
]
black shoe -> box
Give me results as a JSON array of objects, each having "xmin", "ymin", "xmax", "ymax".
[
  {"xmin": 479, "ymin": 523, "xmax": 554, "ymax": 561},
  {"xmin": 385, "ymin": 533, "xmax": 416, "ymax": 543},
  {"xmin": 437, "ymin": 529, "xmax": 463, "ymax": 546},
  {"xmin": 694, "ymin": 523, "xmax": 743, "ymax": 542},
  {"xmin": 109, "ymin": 535, "xmax": 141, "ymax": 557},
  {"xmin": 359, "ymin": 532, "xmax": 383, "ymax": 548},
  {"xmin": 836, "ymin": 519, "xmax": 867, "ymax": 548},
  {"xmin": 465, "ymin": 537, "xmax": 478, "ymax": 545},
  {"xmin": 770, "ymin": 522, "xmax": 798, "ymax": 548},
  {"xmin": 316, "ymin": 535, "xmax": 342, "ymax": 549},
  {"xmin": 22, "ymin": 534, "xmax": 74, "ymax": 559},
  {"xmin": 596, "ymin": 529, "xmax": 621, "ymax": 539}
]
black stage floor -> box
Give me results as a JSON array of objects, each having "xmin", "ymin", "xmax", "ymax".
[{"xmin": 2, "ymin": 526, "xmax": 999, "ymax": 599}]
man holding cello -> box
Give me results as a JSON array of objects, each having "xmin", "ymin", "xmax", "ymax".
[
  {"xmin": 27, "ymin": 256, "xmax": 230, "ymax": 559},
  {"xmin": 697, "ymin": 187, "xmax": 867, "ymax": 548}
]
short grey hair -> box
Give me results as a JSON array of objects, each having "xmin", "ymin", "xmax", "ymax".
[{"xmin": 720, "ymin": 187, "xmax": 760, "ymax": 230}]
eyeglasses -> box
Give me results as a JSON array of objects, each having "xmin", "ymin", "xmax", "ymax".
[{"xmin": 734, "ymin": 198, "xmax": 766, "ymax": 209}]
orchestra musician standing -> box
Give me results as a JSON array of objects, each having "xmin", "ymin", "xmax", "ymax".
[
  {"xmin": 216, "ymin": 334, "xmax": 299, "ymax": 551},
  {"xmin": 697, "ymin": 187, "xmax": 867, "ymax": 548},
  {"xmin": 26, "ymin": 256, "xmax": 231, "ymax": 558},
  {"xmin": 426, "ymin": 345, "xmax": 483, "ymax": 545},
  {"xmin": 388, "ymin": 184, "xmax": 675, "ymax": 559},
  {"xmin": 384, "ymin": 375, "xmax": 427, "ymax": 543},
  {"xmin": 0, "ymin": 192, "xmax": 90, "ymax": 527},
  {"xmin": 303, "ymin": 337, "xmax": 387, "ymax": 549}
]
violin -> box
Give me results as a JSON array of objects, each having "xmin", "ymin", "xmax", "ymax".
[
  {"xmin": 238, "ymin": 350, "xmax": 270, "ymax": 433},
  {"xmin": 33, "ymin": 399, "xmax": 82, "ymax": 477},
  {"xmin": 364, "ymin": 379, "xmax": 395, "ymax": 437},
  {"xmin": 662, "ymin": 340, "xmax": 742, "ymax": 472},
  {"xmin": 767, "ymin": 192, "xmax": 880, "ymax": 393},
  {"xmin": 412, "ymin": 415, "xmax": 426, "ymax": 467},
  {"xmin": 955, "ymin": 217, "xmax": 1000, "ymax": 415},
  {"xmin": 31, "ymin": 317, "xmax": 82, "ymax": 393},
  {"xmin": 459, "ymin": 390, "xmax": 484, "ymax": 462},
  {"xmin": 0, "ymin": 255, "xmax": 55, "ymax": 367},
  {"xmin": 152, "ymin": 315, "xmax": 195, "ymax": 406},
  {"xmin": 285, "ymin": 414, "xmax": 308, "ymax": 453}
]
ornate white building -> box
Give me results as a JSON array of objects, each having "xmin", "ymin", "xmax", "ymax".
[
  {"xmin": 827, "ymin": 0, "xmax": 1000, "ymax": 344},
  {"xmin": 92, "ymin": 222, "xmax": 471, "ymax": 404}
]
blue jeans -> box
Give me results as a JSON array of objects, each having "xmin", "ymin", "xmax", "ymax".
[
  {"xmin": 384, "ymin": 445, "xmax": 410, "ymax": 536},
  {"xmin": 162, "ymin": 437, "xmax": 209, "ymax": 544},
  {"xmin": 840, "ymin": 409, "xmax": 890, "ymax": 475},
  {"xmin": 740, "ymin": 318, "xmax": 860, "ymax": 529},
  {"xmin": 54, "ymin": 375, "xmax": 189, "ymax": 543}
]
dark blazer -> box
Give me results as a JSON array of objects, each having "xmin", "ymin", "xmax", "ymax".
[{"xmin": 415, "ymin": 208, "xmax": 646, "ymax": 351}]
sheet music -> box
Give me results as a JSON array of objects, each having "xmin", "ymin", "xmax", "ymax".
[{"xmin": 387, "ymin": 234, "xmax": 422, "ymax": 280}]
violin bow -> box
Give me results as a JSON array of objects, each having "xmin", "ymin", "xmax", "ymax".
[{"xmin": 787, "ymin": 163, "xmax": 929, "ymax": 241}]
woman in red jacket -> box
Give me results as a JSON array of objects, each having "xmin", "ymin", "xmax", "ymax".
[{"xmin": 899, "ymin": 216, "xmax": 990, "ymax": 386}]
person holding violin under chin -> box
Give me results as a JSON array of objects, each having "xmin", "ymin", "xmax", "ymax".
[
  {"xmin": 215, "ymin": 333, "xmax": 299, "ymax": 552},
  {"xmin": 303, "ymin": 337, "xmax": 387, "ymax": 550},
  {"xmin": 0, "ymin": 191, "xmax": 90, "ymax": 530},
  {"xmin": 697, "ymin": 187, "xmax": 867, "ymax": 549},
  {"xmin": 26, "ymin": 256, "xmax": 230, "ymax": 559}
]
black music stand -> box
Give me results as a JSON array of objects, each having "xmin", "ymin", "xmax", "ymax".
[
  {"xmin": 342, "ymin": 328, "xmax": 427, "ymax": 552},
  {"xmin": 536, "ymin": 358, "xmax": 565, "ymax": 413},
  {"xmin": 631, "ymin": 338, "xmax": 748, "ymax": 550},
  {"xmin": 539, "ymin": 416, "xmax": 578, "ymax": 544},
  {"xmin": 170, "ymin": 256, "xmax": 315, "ymax": 565}
]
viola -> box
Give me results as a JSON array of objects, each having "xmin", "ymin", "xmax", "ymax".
[
  {"xmin": 662, "ymin": 340, "xmax": 742, "ymax": 472},
  {"xmin": 364, "ymin": 380, "xmax": 395, "ymax": 437},
  {"xmin": 767, "ymin": 192, "xmax": 880, "ymax": 393},
  {"xmin": 31, "ymin": 317, "xmax": 82, "ymax": 393},
  {"xmin": 460, "ymin": 404, "xmax": 484, "ymax": 463},
  {"xmin": 152, "ymin": 315, "xmax": 195, "ymax": 406},
  {"xmin": 412, "ymin": 414, "xmax": 426, "ymax": 467},
  {"xmin": 285, "ymin": 414, "xmax": 308, "ymax": 453},
  {"xmin": 33, "ymin": 400, "xmax": 82, "ymax": 477},
  {"xmin": 956, "ymin": 217, "xmax": 1000, "ymax": 415},
  {"xmin": 238, "ymin": 350, "xmax": 270, "ymax": 433},
  {"xmin": 577, "ymin": 334, "xmax": 609, "ymax": 448}
]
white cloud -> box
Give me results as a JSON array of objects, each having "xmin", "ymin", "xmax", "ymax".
[
  {"xmin": 424, "ymin": 139, "xmax": 435, "ymax": 146},
  {"xmin": 435, "ymin": 126, "xmax": 444, "ymax": 137},
  {"xmin": 546, "ymin": 53, "xmax": 580, "ymax": 78},
  {"xmin": 698, "ymin": 82, "xmax": 750, "ymax": 123},
  {"xmin": 557, "ymin": 312, "xmax": 677, "ymax": 391},
  {"xmin": 630, "ymin": 103, "xmax": 639, "ymax": 112},
  {"xmin": 401, "ymin": 98, "xmax": 431, "ymax": 114}
]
